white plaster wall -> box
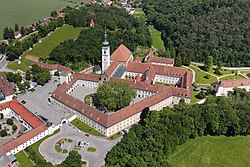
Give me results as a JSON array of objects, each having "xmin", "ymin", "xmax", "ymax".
[{"xmin": 153, "ymin": 75, "xmax": 181, "ymax": 85}]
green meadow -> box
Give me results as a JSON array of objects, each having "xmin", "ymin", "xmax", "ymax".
[{"xmin": 169, "ymin": 135, "xmax": 250, "ymax": 167}]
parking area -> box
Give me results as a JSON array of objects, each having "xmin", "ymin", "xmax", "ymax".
[
  {"xmin": 71, "ymin": 86, "xmax": 96, "ymax": 101},
  {"xmin": 40, "ymin": 124, "xmax": 121, "ymax": 167},
  {"xmin": 18, "ymin": 76, "xmax": 73, "ymax": 125}
]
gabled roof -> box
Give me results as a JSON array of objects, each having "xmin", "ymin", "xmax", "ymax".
[
  {"xmin": 104, "ymin": 62, "xmax": 120, "ymax": 78},
  {"xmin": 52, "ymin": 72, "xmax": 191, "ymax": 128},
  {"xmin": 0, "ymin": 124, "xmax": 47, "ymax": 154},
  {"xmin": 0, "ymin": 99, "xmax": 44, "ymax": 128},
  {"xmin": 148, "ymin": 56, "xmax": 174, "ymax": 65},
  {"xmin": 89, "ymin": 19, "xmax": 95, "ymax": 25},
  {"xmin": 218, "ymin": 79, "xmax": 250, "ymax": 88},
  {"xmin": 111, "ymin": 44, "xmax": 132, "ymax": 63},
  {"xmin": 31, "ymin": 62, "xmax": 73, "ymax": 73},
  {"xmin": 0, "ymin": 75, "xmax": 14, "ymax": 97}
]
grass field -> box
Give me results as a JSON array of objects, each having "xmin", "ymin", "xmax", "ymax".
[
  {"xmin": 7, "ymin": 25, "xmax": 82, "ymax": 71},
  {"xmin": 26, "ymin": 25, "xmax": 83, "ymax": 58},
  {"xmin": 169, "ymin": 135, "xmax": 250, "ymax": 167},
  {"xmin": 148, "ymin": 25, "xmax": 165, "ymax": 50},
  {"xmin": 71, "ymin": 118, "xmax": 105, "ymax": 137},
  {"xmin": 188, "ymin": 65, "xmax": 217, "ymax": 84},
  {"xmin": 220, "ymin": 74, "xmax": 245, "ymax": 80},
  {"xmin": 15, "ymin": 151, "xmax": 34, "ymax": 167},
  {"xmin": 0, "ymin": 0, "xmax": 88, "ymax": 39}
]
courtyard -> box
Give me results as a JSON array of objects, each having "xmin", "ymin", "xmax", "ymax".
[
  {"xmin": 0, "ymin": 118, "xmax": 25, "ymax": 147},
  {"xmin": 71, "ymin": 85, "xmax": 145, "ymax": 108},
  {"xmin": 39, "ymin": 124, "xmax": 121, "ymax": 167}
]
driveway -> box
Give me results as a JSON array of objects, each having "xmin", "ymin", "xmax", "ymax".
[{"xmin": 39, "ymin": 124, "xmax": 121, "ymax": 167}]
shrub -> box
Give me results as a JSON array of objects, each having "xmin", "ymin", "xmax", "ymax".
[
  {"xmin": 0, "ymin": 129, "xmax": 7, "ymax": 137},
  {"xmin": 12, "ymin": 124, "xmax": 17, "ymax": 131},
  {"xmin": 6, "ymin": 118, "xmax": 13, "ymax": 125},
  {"xmin": 196, "ymin": 91, "xmax": 207, "ymax": 99}
]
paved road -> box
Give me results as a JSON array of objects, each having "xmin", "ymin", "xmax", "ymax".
[
  {"xmin": 191, "ymin": 61, "xmax": 250, "ymax": 70},
  {"xmin": 0, "ymin": 54, "xmax": 15, "ymax": 72},
  {"xmin": 18, "ymin": 31, "xmax": 38, "ymax": 42},
  {"xmin": 18, "ymin": 76, "xmax": 73, "ymax": 125},
  {"xmin": 40, "ymin": 124, "xmax": 121, "ymax": 167}
]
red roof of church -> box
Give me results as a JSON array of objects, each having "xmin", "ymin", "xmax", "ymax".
[
  {"xmin": 111, "ymin": 44, "xmax": 132, "ymax": 63},
  {"xmin": 0, "ymin": 74, "xmax": 15, "ymax": 97},
  {"xmin": 89, "ymin": 19, "xmax": 95, "ymax": 25}
]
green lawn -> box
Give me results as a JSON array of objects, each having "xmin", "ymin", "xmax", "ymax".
[
  {"xmin": 220, "ymin": 74, "xmax": 245, "ymax": 80},
  {"xmin": 71, "ymin": 118, "xmax": 105, "ymax": 137},
  {"xmin": 191, "ymin": 87, "xmax": 200, "ymax": 104},
  {"xmin": 55, "ymin": 145, "xmax": 62, "ymax": 153},
  {"xmin": 0, "ymin": 0, "xmax": 88, "ymax": 39},
  {"xmin": 26, "ymin": 25, "xmax": 83, "ymax": 58},
  {"xmin": 169, "ymin": 135, "xmax": 250, "ymax": 167},
  {"xmin": 148, "ymin": 25, "xmax": 165, "ymax": 50},
  {"xmin": 87, "ymin": 147, "xmax": 96, "ymax": 152},
  {"xmin": 7, "ymin": 25, "xmax": 82, "ymax": 71},
  {"xmin": 107, "ymin": 132, "xmax": 122, "ymax": 140},
  {"xmin": 188, "ymin": 65, "xmax": 217, "ymax": 84},
  {"xmin": 15, "ymin": 151, "xmax": 34, "ymax": 167},
  {"xmin": 0, "ymin": 72, "xmax": 8, "ymax": 76},
  {"xmin": 7, "ymin": 54, "xmax": 31, "ymax": 71}
]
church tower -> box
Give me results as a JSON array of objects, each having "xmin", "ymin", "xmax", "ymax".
[{"xmin": 102, "ymin": 29, "xmax": 110, "ymax": 73}]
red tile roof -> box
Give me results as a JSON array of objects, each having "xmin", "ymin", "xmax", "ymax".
[
  {"xmin": 89, "ymin": 19, "xmax": 95, "ymax": 25},
  {"xmin": 51, "ymin": 72, "xmax": 191, "ymax": 128},
  {"xmin": 111, "ymin": 44, "xmax": 132, "ymax": 63},
  {"xmin": 218, "ymin": 79, "xmax": 250, "ymax": 88},
  {"xmin": 72, "ymin": 73, "xmax": 100, "ymax": 82},
  {"xmin": 31, "ymin": 62, "xmax": 73, "ymax": 73},
  {"xmin": 146, "ymin": 49, "xmax": 174, "ymax": 65},
  {"xmin": 104, "ymin": 62, "xmax": 120, "ymax": 78},
  {"xmin": 0, "ymin": 124, "xmax": 47, "ymax": 154},
  {"xmin": 148, "ymin": 56, "xmax": 174, "ymax": 65},
  {"xmin": 0, "ymin": 75, "xmax": 15, "ymax": 97},
  {"xmin": 0, "ymin": 99, "xmax": 44, "ymax": 128},
  {"xmin": 135, "ymin": 74, "xmax": 141, "ymax": 82}
]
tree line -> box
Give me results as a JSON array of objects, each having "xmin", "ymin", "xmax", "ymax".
[
  {"xmin": 142, "ymin": 0, "xmax": 250, "ymax": 67},
  {"xmin": 49, "ymin": 5, "xmax": 152, "ymax": 68},
  {"xmin": 2, "ymin": 18, "xmax": 64, "ymax": 61},
  {"xmin": 105, "ymin": 88, "xmax": 250, "ymax": 166}
]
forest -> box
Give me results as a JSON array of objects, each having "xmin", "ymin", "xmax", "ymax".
[
  {"xmin": 105, "ymin": 88, "xmax": 250, "ymax": 166},
  {"xmin": 142, "ymin": 0, "xmax": 250, "ymax": 67},
  {"xmin": 49, "ymin": 5, "xmax": 152, "ymax": 67}
]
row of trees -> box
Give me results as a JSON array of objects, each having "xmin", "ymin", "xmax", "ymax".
[
  {"xmin": 2, "ymin": 18, "xmax": 64, "ymax": 61},
  {"xmin": 49, "ymin": 5, "xmax": 151, "ymax": 68},
  {"xmin": 143, "ymin": 0, "xmax": 250, "ymax": 67},
  {"xmin": 105, "ymin": 88, "xmax": 250, "ymax": 166}
]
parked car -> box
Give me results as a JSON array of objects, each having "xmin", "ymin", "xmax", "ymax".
[{"xmin": 85, "ymin": 134, "xmax": 90, "ymax": 137}]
